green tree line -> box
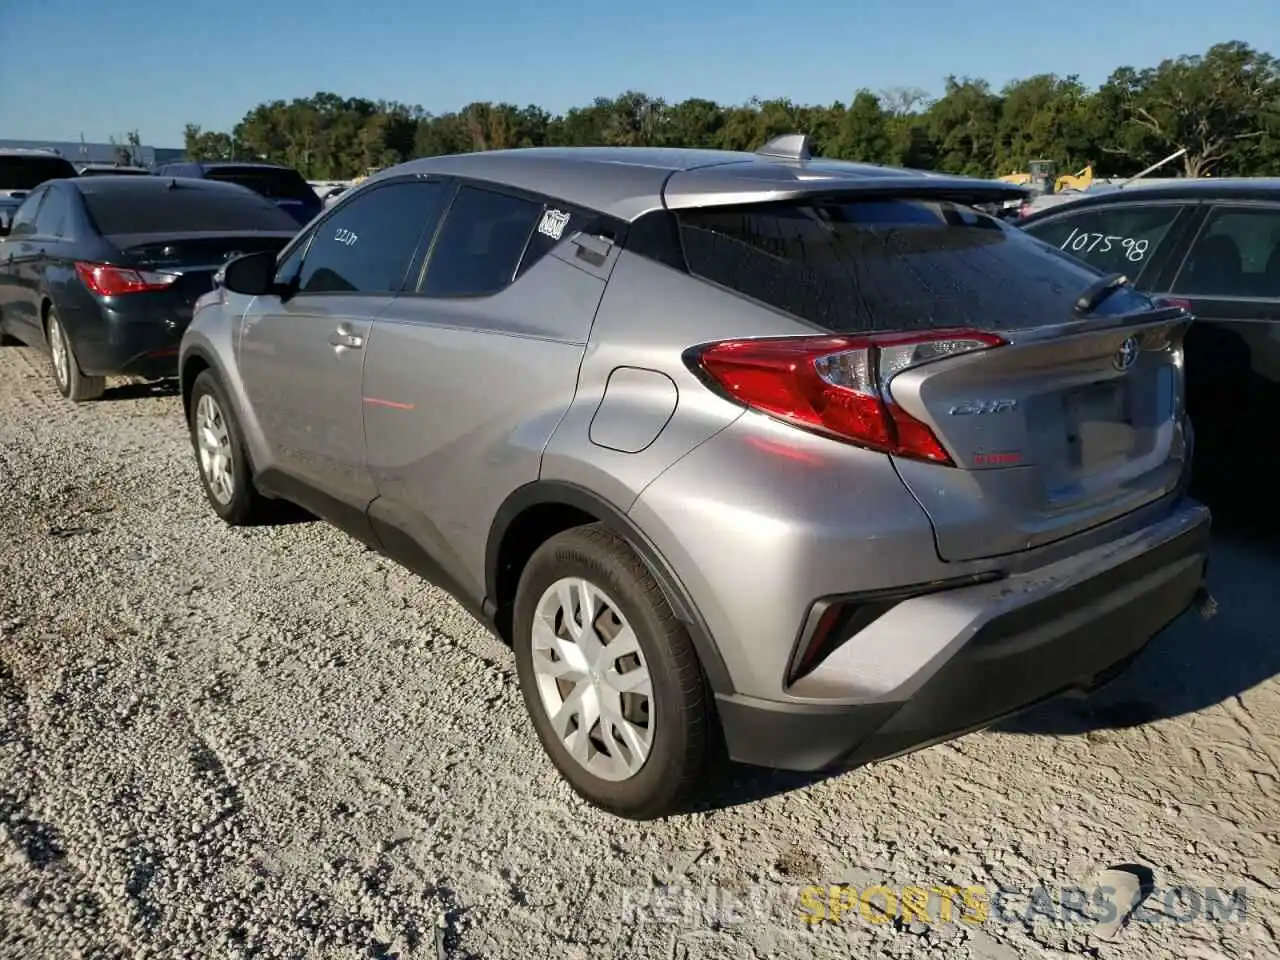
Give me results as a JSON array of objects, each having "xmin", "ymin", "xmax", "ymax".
[{"xmin": 183, "ymin": 41, "xmax": 1280, "ymax": 182}]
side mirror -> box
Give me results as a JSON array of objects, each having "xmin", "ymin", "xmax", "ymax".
[
  {"xmin": 222, "ymin": 250, "xmax": 280, "ymax": 296},
  {"xmin": 0, "ymin": 220, "xmax": 10, "ymax": 238}
]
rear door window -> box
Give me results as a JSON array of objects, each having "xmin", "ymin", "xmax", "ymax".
[
  {"xmin": 1021, "ymin": 204, "xmax": 1183, "ymax": 277},
  {"xmin": 677, "ymin": 197, "xmax": 1152, "ymax": 334},
  {"xmin": 419, "ymin": 186, "xmax": 541, "ymax": 297},
  {"xmin": 1171, "ymin": 205, "xmax": 1280, "ymax": 298},
  {"xmin": 296, "ymin": 180, "xmax": 451, "ymax": 294},
  {"xmin": 84, "ymin": 184, "xmax": 297, "ymax": 234}
]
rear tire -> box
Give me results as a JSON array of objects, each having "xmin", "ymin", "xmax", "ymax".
[
  {"xmin": 187, "ymin": 370, "xmax": 273, "ymax": 526},
  {"xmin": 46, "ymin": 309, "xmax": 105, "ymax": 402},
  {"xmin": 512, "ymin": 523, "xmax": 713, "ymax": 819}
]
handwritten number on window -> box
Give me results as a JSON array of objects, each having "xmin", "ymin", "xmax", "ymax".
[
  {"xmin": 1060, "ymin": 227, "xmax": 1149, "ymax": 263},
  {"xmin": 334, "ymin": 228, "xmax": 359, "ymax": 248}
]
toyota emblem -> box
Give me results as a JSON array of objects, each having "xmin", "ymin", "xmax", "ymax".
[{"xmin": 1113, "ymin": 336, "xmax": 1139, "ymax": 371}]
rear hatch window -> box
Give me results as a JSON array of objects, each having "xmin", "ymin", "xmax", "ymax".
[
  {"xmin": 200, "ymin": 166, "xmax": 316, "ymax": 203},
  {"xmin": 677, "ymin": 197, "xmax": 1154, "ymax": 333},
  {"xmin": 84, "ymin": 185, "xmax": 299, "ymax": 235},
  {"xmin": 0, "ymin": 156, "xmax": 78, "ymax": 191}
]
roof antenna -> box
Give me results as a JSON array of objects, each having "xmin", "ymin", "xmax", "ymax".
[{"xmin": 755, "ymin": 133, "xmax": 812, "ymax": 162}]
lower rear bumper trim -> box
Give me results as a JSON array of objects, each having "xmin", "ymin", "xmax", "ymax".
[{"xmin": 717, "ymin": 503, "xmax": 1210, "ymax": 772}]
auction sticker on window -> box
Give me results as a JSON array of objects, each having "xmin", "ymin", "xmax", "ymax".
[{"xmin": 538, "ymin": 208, "xmax": 571, "ymax": 240}]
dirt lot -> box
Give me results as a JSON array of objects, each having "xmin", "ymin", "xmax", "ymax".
[{"xmin": 1, "ymin": 342, "xmax": 1278, "ymax": 960}]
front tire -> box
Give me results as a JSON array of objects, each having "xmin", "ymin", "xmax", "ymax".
[
  {"xmin": 187, "ymin": 370, "xmax": 272, "ymax": 525},
  {"xmin": 513, "ymin": 524, "xmax": 713, "ymax": 819},
  {"xmin": 46, "ymin": 309, "xmax": 105, "ymax": 402}
]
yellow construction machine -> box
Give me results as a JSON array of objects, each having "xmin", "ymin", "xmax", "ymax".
[
  {"xmin": 997, "ymin": 160, "xmax": 1094, "ymax": 196},
  {"xmin": 1054, "ymin": 164, "xmax": 1094, "ymax": 192}
]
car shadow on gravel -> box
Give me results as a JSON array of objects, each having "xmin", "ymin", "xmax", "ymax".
[
  {"xmin": 101, "ymin": 378, "xmax": 181, "ymax": 401},
  {"xmin": 691, "ymin": 764, "xmax": 837, "ymax": 813},
  {"xmin": 996, "ymin": 507, "xmax": 1280, "ymax": 737}
]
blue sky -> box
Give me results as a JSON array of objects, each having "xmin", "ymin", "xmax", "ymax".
[{"xmin": 0, "ymin": 0, "xmax": 1274, "ymax": 147}]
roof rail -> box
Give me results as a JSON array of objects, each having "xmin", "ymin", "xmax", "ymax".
[{"xmin": 755, "ymin": 133, "xmax": 812, "ymax": 162}]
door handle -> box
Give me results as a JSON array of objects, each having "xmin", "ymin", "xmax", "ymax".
[{"xmin": 328, "ymin": 329, "xmax": 364, "ymax": 349}]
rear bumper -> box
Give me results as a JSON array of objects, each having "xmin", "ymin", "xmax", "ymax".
[
  {"xmin": 72, "ymin": 308, "xmax": 190, "ymax": 379},
  {"xmin": 716, "ymin": 498, "xmax": 1211, "ymax": 772}
]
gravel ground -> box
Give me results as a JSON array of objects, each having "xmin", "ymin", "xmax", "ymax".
[{"xmin": 1, "ymin": 341, "xmax": 1278, "ymax": 960}]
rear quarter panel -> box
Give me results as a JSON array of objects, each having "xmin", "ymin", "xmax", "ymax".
[
  {"xmin": 540, "ymin": 251, "xmax": 797, "ymax": 508},
  {"xmin": 34, "ymin": 237, "xmax": 115, "ymax": 352}
]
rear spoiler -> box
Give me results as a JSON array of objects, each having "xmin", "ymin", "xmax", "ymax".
[
  {"xmin": 664, "ymin": 175, "xmax": 1031, "ymax": 211},
  {"xmin": 663, "ymin": 141, "xmax": 1032, "ymax": 212}
]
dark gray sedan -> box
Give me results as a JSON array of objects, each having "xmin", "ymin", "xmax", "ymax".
[{"xmin": 0, "ymin": 176, "xmax": 298, "ymax": 401}]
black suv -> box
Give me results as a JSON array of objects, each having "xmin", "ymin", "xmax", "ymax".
[
  {"xmin": 1020, "ymin": 179, "xmax": 1280, "ymax": 517},
  {"xmin": 154, "ymin": 161, "xmax": 321, "ymax": 226},
  {"xmin": 0, "ymin": 149, "xmax": 78, "ymax": 230}
]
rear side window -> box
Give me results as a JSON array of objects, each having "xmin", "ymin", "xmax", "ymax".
[
  {"xmin": 201, "ymin": 165, "xmax": 315, "ymax": 202},
  {"xmin": 1022, "ymin": 204, "xmax": 1182, "ymax": 276},
  {"xmin": 33, "ymin": 187, "xmax": 70, "ymax": 237},
  {"xmin": 296, "ymin": 180, "xmax": 450, "ymax": 294},
  {"xmin": 1172, "ymin": 206, "xmax": 1280, "ymax": 298},
  {"xmin": 0, "ymin": 156, "xmax": 77, "ymax": 190},
  {"xmin": 84, "ymin": 185, "xmax": 298, "ymax": 234},
  {"xmin": 420, "ymin": 186, "xmax": 542, "ymax": 297},
  {"xmin": 7, "ymin": 189, "xmax": 46, "ymax": 238},
  {"xmin": 515, "ymin": 203, "xmax": 600, "ymax": 278},
  {"xmin": 678, "ymin": 198, "xmax": 1139, "ymax": 333}
]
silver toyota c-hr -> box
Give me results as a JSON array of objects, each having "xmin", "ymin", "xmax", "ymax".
[{"xmin": 179, "ymin": 137, "xmax": 1212, "ymax": 819}]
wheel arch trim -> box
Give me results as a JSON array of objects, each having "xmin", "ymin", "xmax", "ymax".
[
  {"xmin": 485, "ymin": 480, "xmax": 734, "ymax": 694},
  {"xmin": 179, "ymin": 345, "xmax": 263, "ymax": 477}
]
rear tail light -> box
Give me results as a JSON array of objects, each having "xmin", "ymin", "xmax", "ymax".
[
  {"xmin": 1155, "ymin": 296, "xmax": 1194, "ymax": 313},
  {"xmin": 75, "ymin": 262, "xmax": 178, "ymax": 296},
  {"xmin": 689, "ymin": 329, "xmax": 1006, "ymax": 465}
]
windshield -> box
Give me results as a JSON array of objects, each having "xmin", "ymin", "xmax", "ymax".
[
  {"xmin": 201, "ymin": 166, "xmax": 315, "ymax": 202},
  {"xmin": 0, "ymin": 156, "xmax": 78, "ymax": 190}
]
